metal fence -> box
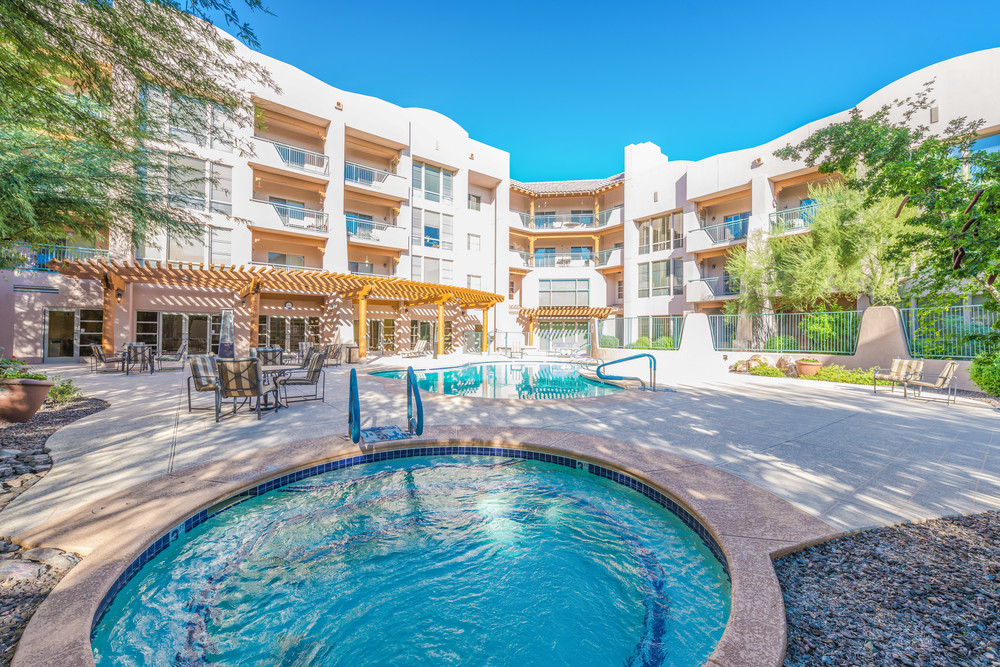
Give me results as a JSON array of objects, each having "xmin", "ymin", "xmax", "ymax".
[
  {"xmin": 2, "ymin": 244, "xmax": 108, "ymax": 271},
  {"xmin": 597, "ymin": 316, "xmax": 685, "ymax": 350},
  {"xmin": 707, "ymin": 311, "xmax": 862, "ymax": 354},
  {"xmin": 697, "ymin": 220, "xmax": 749, "ymax": 244},
  {"xmin": 257, "ymin": 137, "xmax": 328, "ymax": 175},
  {"xmin": 900, "ymin": 305, "xmax": 998, "ymax": 359}
]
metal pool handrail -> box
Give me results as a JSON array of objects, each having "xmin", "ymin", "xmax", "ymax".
[
  {"xmin": 406, "ymin": 367, "xmax": 423, "ymax": 435},
  {"xmin": 348, "ymin": 368, "xmax": 361, "ymax": 443},
  {"xmin": 596, "ymin": 354, "xmax": 656, "ymax": 390}
]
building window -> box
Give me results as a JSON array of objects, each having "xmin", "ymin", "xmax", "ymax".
[
  {"xmin": 638, "ymin": 263, "xmax": 649, "ymax": 298},
  {"xmin": 570, "ymin": 209, "xmax": 594, "ymax": 226},
  {"xmin": 617, "ymin": 280, "xmax": 624, "ymax": 301},
  {"xmin": 267, "ymin": 252, "xmax": 305, "ymax": 268},
  {"xmin": 539, "ymin": 279, "xmax": 589, "ymax": 306},
  {"xmin": 411, "ymin": 256, "xmax": 422, "ymax": 282},
  {"xmin": 468, "ymin": 193, "xmax": 481, "ymax": 211},
  {"xmin": 467, "ymin": 275, "xmax": 481, "ymax": 290},
  {"xmin": 412, "ymin": 161, "xmax": 454, "ymax": 204},
  {"xmin": 412, "ymin": 208, "xmax": 453, "ymax": 250},
  {"xmin": 652, "ymin": 260, "xmax": 670, "ymax": 296},
  {"xmin": 351, "ymin": 261, "xmax": 375, "ymax": 275},
  {"xmin": 147, "ymin": 87, "xmax": 232, "ymax": 152},
  {"xmin": 413, "ymin": 256, "xmax": 452, "ymax": 284},
  {"xmin": 165, "ymin": 155, "xmax": 231, "ymax": 214},
  {"xmin": 672, "ymin": 258, "xmax": 684, "ymax": 295},
  {"xmin": 509, "ymin": 280, "xmax": 516, "ymax": 300},
  {"xmin": 210, "ymin": 227, "xmax": 231, "ymax": 265},
  {"xmin": 467, "ymin": 234, "xmax": 481, "ymax": 251},
  {"xmin": 639, "ymin": 211, "xmax": 683, "ymax": 253}
]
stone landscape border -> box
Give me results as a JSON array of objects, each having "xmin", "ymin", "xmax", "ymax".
[{"xmin": 10, "ymin": 427, "xmax": 835, "ymax": 667}]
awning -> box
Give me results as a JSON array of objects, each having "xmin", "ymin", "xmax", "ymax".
[
  {"xmin": 49, "ymin": 259, "xmax": 505, "ymax": 310},
  {"xmin": 519, "ymin": 306, "xmax": 617, "ymax": 320}
]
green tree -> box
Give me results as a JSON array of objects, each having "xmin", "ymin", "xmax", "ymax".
[
  {"xmin": 724, "ymin": 182, "xmax": 915, "ymax": 313},
  {"xmin": 0, "ymin": 0, "xmax": 275, "ymax": 265},
  {"xmin": 773, "ymin": 83, "xmax": 1000, "ymax": 312}
]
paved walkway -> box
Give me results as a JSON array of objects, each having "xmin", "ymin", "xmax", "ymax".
[{"xmin": 1, "ymin": 357, "xmax": 997, "ymax": 538}]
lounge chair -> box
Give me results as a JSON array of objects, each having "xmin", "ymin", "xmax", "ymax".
[
  {"xmin": 903, "ymin": 360, "xmax": 960, "ymax": 404},
  {"xmin": 873, "ymin": 358, "xmax": 924, "ymax": 396},
  {"xmin": 187, "ymin": 355, "xmax": 218, "ymax": 411},
  {"xmin": 156, "ymin": 342, "xmax": 188, "ymax": 370},
  {"xmin": 277, "ymin": 350, "xmax": 326, "ymax": 403},
  {"xmin": 215, "ymin": 357, "xmax": 280, "ymax": 422},
  {"xmin": 89, "ymin": 344, "xmax": 124, "ymax": 373},
  {"xmin": 402, "ymin": 339, "xmax": 429, "ymax": 358}
]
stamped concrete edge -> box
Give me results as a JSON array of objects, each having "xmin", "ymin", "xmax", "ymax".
[{"xmin": 10, "ymin": 425, "xmax": 836, "ymax": 667}]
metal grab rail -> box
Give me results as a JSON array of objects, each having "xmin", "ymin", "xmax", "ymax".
[
  {"xmin": 406, "ymin": 367, "xmax": 423, "ymax": 435},
  {"xmin": 596, "ymin": 354, "xmax": 656, "ymax": 390},
  {"xmin": 348, "ymin": 368, "xmax": 361, "ymax": 443}
]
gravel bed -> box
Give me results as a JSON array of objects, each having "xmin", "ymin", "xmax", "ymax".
[
  {"xmin": 0, "ymin": 397, "xmax": 107, "ymax": 665},
  {"xmin": 776, "ymin": 511, "xmax": 1000, "ymax": 666}
]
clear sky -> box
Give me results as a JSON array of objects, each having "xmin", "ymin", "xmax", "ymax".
[{"xmin": 217, "ymin": 0, "xmax": 1000, "ymax": 182}]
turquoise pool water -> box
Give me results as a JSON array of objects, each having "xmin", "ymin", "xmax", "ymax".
[
  {"xmin": 92, "ymin": 456, "xmax": 731, "ymax": 666},
  {"xmin": 372, "ymin": 362, "xmax": 624, "ymax": 398}
]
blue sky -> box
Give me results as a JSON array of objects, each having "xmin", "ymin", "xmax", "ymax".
[{"xmin": 219, "ymin": 0, "xmax": 1000, "ymax": 182}]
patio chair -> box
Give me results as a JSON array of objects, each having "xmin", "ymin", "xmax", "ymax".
[
  {"xmin": 277, "ymin": 350, "xmax": 327, "ymax": 403},
  {"xmin": 257, "ymin": 347, "xmax": 282, "ymax": 366},
  {"xmin": 156, "ymin": 342, "xmax": 188, "ymax": 371},
  {"xmin": 298, "ymin": 342, "xmax": 314, "ymax": 363},
  {"xmin": 89, "ymin": 344, "xmax": 124, "ymax": 373},
  {"xmin": 215, "ymin": 357, "xmax": 280, "ymax": 422},
  {"xmin": 402, "ymin": 339, "xmax": 429, "ymax": 358},
  {"xmin": 873, "ymin": 358, "xmax": 924, "ymax": 396},
  {"xmin": 903, "ymin": 360, "xmax": 960, "ymax": 404},
  {"xmin": 187, "ymin": 355, "xmax": 218, "ymax": 412},
  {"xmin": 323, "ymin": 343, "xmax": 344, "ymax": 367}
]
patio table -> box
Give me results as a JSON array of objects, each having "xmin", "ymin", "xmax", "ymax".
[
  {"xmin": 124, "ymin": 343, "xmax": 155, "ymax": 376},
  {"xmin": 261, "ymin": 364, "xmax": 290, "ymax": 408}
]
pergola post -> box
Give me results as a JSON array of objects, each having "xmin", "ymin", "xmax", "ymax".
[
  {"xmin": 437, "ymin": 301, "xmax": 445, "ymax": 356},
  {"xmin": 101, "ymin": 272, "xmax": 124, "ymax": 354},
  {"xmin": 481, "ymin": 307, "xmax": 488, "ymax": 353},
  {"xmin": 358, "ymin": 296, "xmax": 368, "ymax": 358},
  {"xmin": 247, "ymin": 280, "xmax": 261, "ymax": 349},
  {"xmin": 528, "ymin": 315, "xmax": 534, "ymax": 345}
]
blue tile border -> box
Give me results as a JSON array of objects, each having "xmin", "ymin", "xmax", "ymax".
[{"xmin": 91, "ymin": 446, "xmax": 730, "ymax": 634}]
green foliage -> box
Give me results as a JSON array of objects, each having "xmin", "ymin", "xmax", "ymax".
[
  {"xmin": 0, "ymin": 366, "xmax": 47, "ymax": 380},
  {"xmin": 764, "ymin": 335, "xmax": 797, "ymax": 352},
  {"xmin": 969, "ymin": 352, "xmax": 1000, "ymax": 396},
  {"xmin": 599, "ymin": 335, "xmax": 620, "ymax": 348},
  {"xmin": 773, "ymin": 84, "xmax": 1000, "ymax": 311},
  {"xmin": 626, "ymin": 336, "xmax": 652, "ymax": 349},
  {"xmin": 749, "ymin": 364, "xmax": 786, "ymax": 377},
  {"xmin": 798, "ymin": 307, "xmax": 862, "ymax": 352},
  {"xmin": 0, "ymin": 0, "xmax": 275, "ymax": 261},
  {"xmin": 46, "ymin": 377, "xmax": 81, "ymax": 405},
  {"xmin": 799, "ymin": 364, "xmax": 889, "ymax": 385},
  {"xmin": 652, "ymin": 336, "xmax": 678, "ymax": 350}
]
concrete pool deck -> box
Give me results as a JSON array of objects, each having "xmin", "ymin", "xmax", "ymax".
[{"xmin": 1, "ymin": 356, "xmax": 997, "ymax": 540}]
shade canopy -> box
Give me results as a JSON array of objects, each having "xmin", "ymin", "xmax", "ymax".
[{"xmin": 519, "ymin": 306, "xmax": 617, "ymax": 319}]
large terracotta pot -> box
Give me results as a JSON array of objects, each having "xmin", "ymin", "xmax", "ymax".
[
  {"xmin": 796, "ymin": 360, "xmax": 822, "ymax": 377},
  {"xmin": 0, "ymin": 378, "xmax": 54, "ymax": 423}
]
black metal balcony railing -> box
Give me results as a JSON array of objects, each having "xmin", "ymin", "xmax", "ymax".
[
  {"xmin": 2, "ymin": 244, "xmax": 108, "ymax": 271},
  {"xmin": 700, "ymin": 276, "xmax": 740, "ymax": 297}
]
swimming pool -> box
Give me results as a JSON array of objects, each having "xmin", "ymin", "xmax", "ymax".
[
  {"xmin": 91, "ymin": 454, "xmax": 731, "ymax": 665},
  {"xmin": 371, "ymin": 362, "xmax": 624, "ymax": 398}
]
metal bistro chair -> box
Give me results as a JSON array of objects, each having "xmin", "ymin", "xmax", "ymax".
[
  {"xmin": 903, "ymin": 360, "xmax": 960, "ymax": 404},
  {"xmin": 298, "ymin": 342, "xmax": 314, "ymax": 364},
  {"xmin": 89, "ymin": 344, "xmax": 124, "ymax": 373},
  {"xmin": 257, "ymin": 347, "xmax": 282, "ymax": 366},
  {"xmin": 324, "ymin": 343, "xmax": 344, "ymax": 367},
  {"xmin": 187, "ymin": 355, "xmax": 218, "ymax": 412},
  {"xmin": 277, "ymin": 350, "xmax": 327, "ymax": 403},
  {"xmin": 156, "ymin": 342, "xmax": 188, "ymax": 371},
  {"xmin": 215, "ymin": 357, "xmax": 280, "ymax": 422}
]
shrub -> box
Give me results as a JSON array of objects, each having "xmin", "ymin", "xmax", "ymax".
[
  {"xmin": 627, "ymin": 336, "xmax": 652, "ymax": 349},
  {"xmin": 969, "ymin": 351, "xmax": 1000, "ymax": 396},
  {"xmin": 764, "ymin": 335, "xmax": 797, "ymax": 352},
  {"xmin": 799, "ymin": 364, "xmax": 889, "ymax": 385},
  {"xmin": 599, "ymin": 335, "xmax": 620, "ymax": 348},
  {"xmin": 0, "ymin": 364, "xmax": 46, "ymax": 380},
  {"xmin": 749, "ymin": 364, "xmax": 786, "ymax": 377},
  {"xmin": 652, "ymin": 335, "xmax": 678, "ymax": 350},
  {"xmin": 799, "ymin": 358, "xmax": 820, "ymax": 363},
  {"xmin": 46, "ymin": 376, "xmax": 81, "ymax": 405}
]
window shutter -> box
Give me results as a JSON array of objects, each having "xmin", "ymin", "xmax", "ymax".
[
  {"xmin": 442, "ymin": 215, "xmax": 454, "ymax": 250},
  {"xmin": 411, "ymin": 208, "xmax": 423, "ymax": 245},
  {"xmin": 441, "ymin": 259, "xmax": 453, "ymax": 284},
  {"xmin": 442, "ymin": 171, "xmax": 453, "ymax": 202}
]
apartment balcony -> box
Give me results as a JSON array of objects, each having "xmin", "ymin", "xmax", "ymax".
[
  {"xmin": 345, "ymin": 215, "xmax": 407, "ymax": 250},
  {"xmin": 344, "ymin": 161, "xmax": 408, "ymax": 202},
  {"xmin": 769, "ymin": 203, "xmax": 819, "ymax": 234},
  {"xmin": 596, "ymin": 248, "xmax": 623, "ymax": 267},
  {"xmin": 3, "ymin": 244, "xmax": 108, "ymax": 271},
  {"xmin": 348, "ymin": 262, "xmax": 394, "ymax": 278},
  {"xmin": 508, "ymin": 251, "xmax": 618, "ymax": 270},
  {"xmin": 250, "ymin": 260, "xmax": 323, "ymax": 272},
  {"xmin": 511, "ymin": 205, "xmax": 624, "ymax": 231},
  {"xmin": 687, "ymin": 276, "xmax": 740, "ymax": 302},
  {"xmin": 686, "ymin": 220, "xmax": 749, "ymax": 253},
  {"xmin": 252, "ymin": 137, "xmax": 329, "ymax": 177},
  {"xmin": 250, "ymin": 199, "xmax": 329, "ymax": 233}
]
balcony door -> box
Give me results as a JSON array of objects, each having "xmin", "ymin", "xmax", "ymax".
[
  {"xmin": 43, "ymin": 309, "xmax": 78, "ymax": 362},
  {"xmin": 534, "ymin": 247, "xmax": 555, "ymax": 267}
]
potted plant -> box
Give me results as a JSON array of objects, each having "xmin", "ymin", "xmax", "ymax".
[
  {"xmin": 0, "ymin": 358, "xmax": 55, "ymax": 423},
  {"xmin": 796, "ymin": 358, "xmax": 823, "ymax": 377}
]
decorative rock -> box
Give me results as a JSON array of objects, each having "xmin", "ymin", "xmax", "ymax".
[
  {"xmin": 0, "ymin": 561, "xmax": 48, "ymax": 581},
  {"xmin": 21, "ymin": 548, "xmax": 75, "ymax": 570}
]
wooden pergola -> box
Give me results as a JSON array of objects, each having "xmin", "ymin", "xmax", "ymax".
[
  {"xmin": 50, "ymin": 259, "xmax": 505, "ymax": 357},
  {"xmin": 517, "ymin": 306, "xmax": 617, "ymax": 345}
]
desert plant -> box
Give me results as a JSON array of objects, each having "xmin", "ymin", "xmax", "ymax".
[
  {"xmin": 764, "ymin": 335, "xmax": 797, "ymax": 352},
  {"xmin": 799, "ymin": 364, "xmax": 889, "ymax": 385},
  {"xmin": 46, "ymin": 377, "xmax": 81, "ymax": 405},
  {"xmin": 749, "ymin": 364, "xmax": 786, "ymax": 377},
  {"xmin": 599, "ymin": 335, "xmax": 620, "ymax": 348},
  {"xmin": 969, "ymin": 351, "xmax": 1000, "ymax": 396}
]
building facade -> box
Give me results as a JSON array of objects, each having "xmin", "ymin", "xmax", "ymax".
[{"xmin": 2, "ymin": 40, "xmax": 999, "ymax": 363}]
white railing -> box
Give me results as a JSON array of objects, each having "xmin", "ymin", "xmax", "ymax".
[
  {"xmin": 252, "ymin": 199, "xmax": 329, "ymax": 232},
  {"xmin": 346, "ymin": 216, "xmax": 392, "ymax": 241},
  {"xmin": 250, "ymin": 261, "xmax": 322, "ymax": 272},
  {"xmin": 344, "ymin": 161, "xmax": 405, "ymax": 189},
  {"xmin": 769, "ymin": 203, "xmax": 819, "ymax": 232},
  {"xmin": 255, "ymin": 137, "xmax": 329, "ymax": 175},
  {"xmin": 511, "ymin": 205, "xmax": 624, "ymax": 230}
]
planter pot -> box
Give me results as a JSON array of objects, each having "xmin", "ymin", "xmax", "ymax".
[
  {"xmin": 0, "ymin": 379, "xmax": 55, "ymax": 423},
  {"xmin": 796, "ymin": 361, "xmax": 822, "ymax": 377}
]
